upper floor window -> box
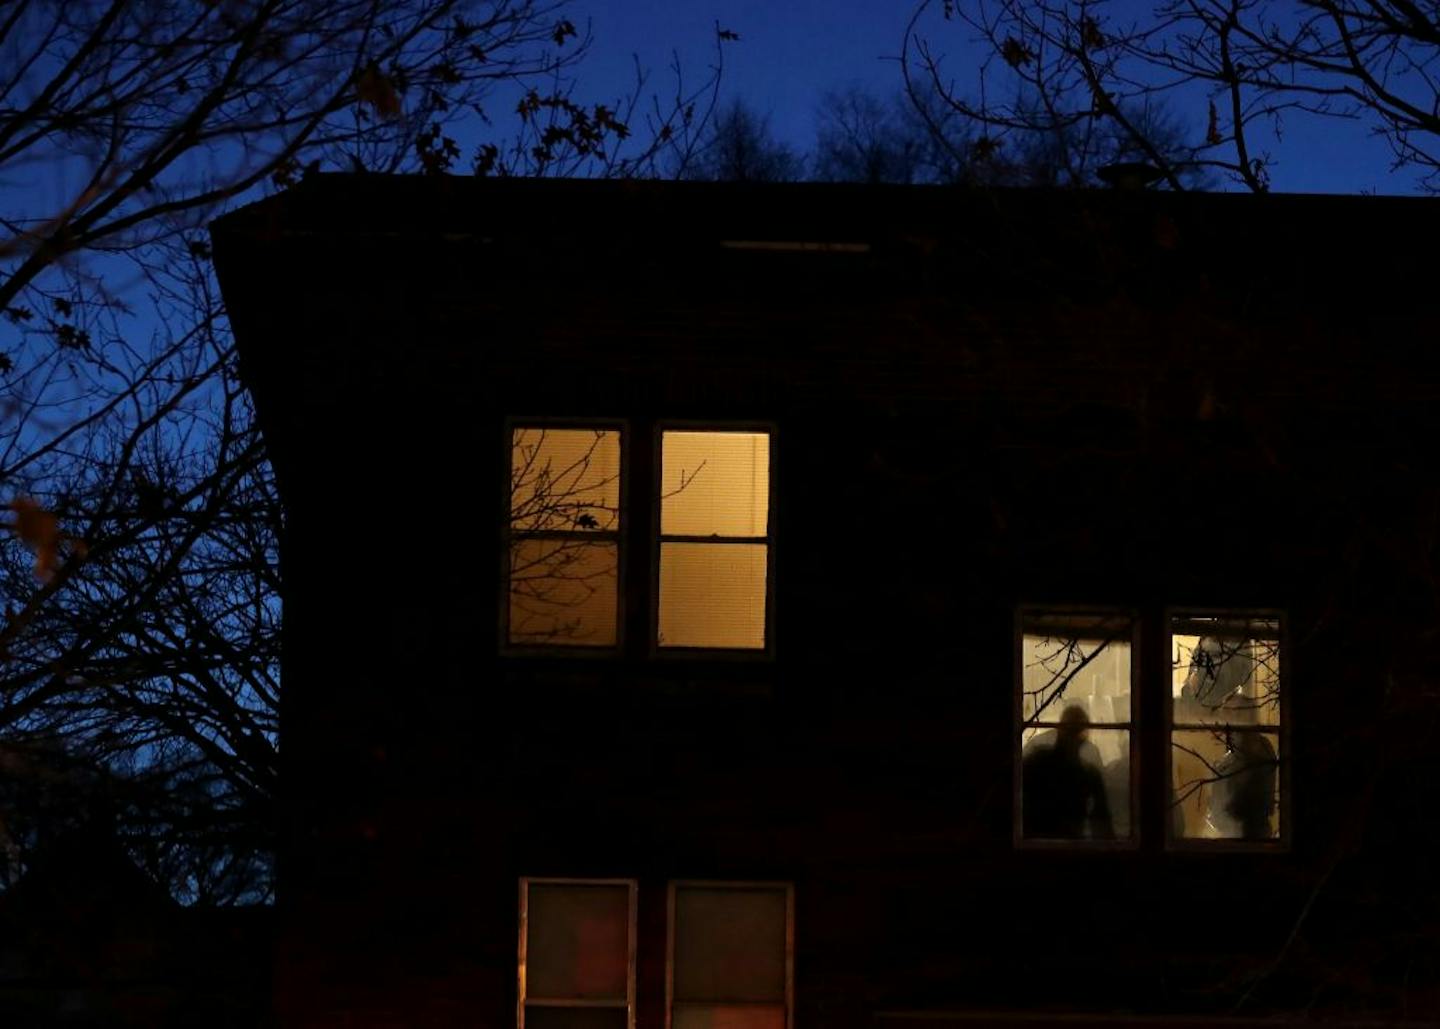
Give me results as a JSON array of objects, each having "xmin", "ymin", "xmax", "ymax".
[
  {"xmin": 1169, "ymin": 613, "xmax": 1283, "ymax": 844},
  {"xmin": 518, "ymin": 877, "xmax": 636, "ymax": 1029},
  {"xmin": 1016, "ymin": 609, "xmax": 1136, "ymax": 845},
  {"xmin": 667, "ymin": 881, "xmax": 792, "ymax": 1029},
  {"xmin": 657, "ymin": 430, "xmax": 772, "ymax": 651},
  {"xmin": 504, "ymin": 424, "xmax": 773, "ymax": 655},
  {"xmin": 507, "ymin": 426, "xmax": 622, "ymax": 648}
]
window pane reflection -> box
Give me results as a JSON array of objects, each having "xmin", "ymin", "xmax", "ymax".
[
  {"xmin": 1171, "ymin": 620, "xmax": 1281, "ymax": 727},
  {"xmin": 511, "ymin": 429, "xmax": 621, "ymax": 532},
  {"xmin": 509, "ymin": 539, "xmax": 618, "ymax": 646},
  {"xmin": 1021, "ymin": 626, "xmax": 1132, "ymax": 723},
  {"xmin": 1171, "ymin": 614, "xmax": 1282, "ymax": 842},
  {"xmin": 1171, "ymin": 728, "xmax": 1280, "ymax": 840}
]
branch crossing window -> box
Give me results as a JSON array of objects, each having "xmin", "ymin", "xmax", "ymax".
[
  {"xmin": 518, "ymin": 878, "xmax": 636, "ymax": 1029},
  {"xmin": 508, "ymin": 427, "xmax": 622, "ymax": 648},
  {"xmin": 1017, "ymin": 611, "xmax": 1135, "ymax": 842},
  {"xmin": 1170, "ymin": 614, "xmax": 1282, "ymax": 842},
  {"xmin": 658, "ymin": 431, "xmax": 772, "ymax": 650},
  {"xmin": 668, "ymin": 882, "xmax": 792, "ymax": 1029}
]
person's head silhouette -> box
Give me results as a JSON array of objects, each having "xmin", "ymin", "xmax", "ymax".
[{"xmin": 1056, "ymin": 704, "xmax": 1090, "ymax": 750}]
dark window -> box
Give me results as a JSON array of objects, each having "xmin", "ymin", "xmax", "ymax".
[
  {"xmin": 668, "ymin": 881, "xmax": 793, "ymax": 1029},
  {"xmin": 519, "ymin": 878, "xmax": 636, "ymax": 1029}
]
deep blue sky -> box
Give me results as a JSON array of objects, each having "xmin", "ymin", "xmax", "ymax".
[{"xmin": 569, "ymin": 0, "xmax": 1424, "ymax": 193}]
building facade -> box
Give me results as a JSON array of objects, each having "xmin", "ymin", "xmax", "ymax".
[{"xmin": 213, "ymin": 178, "xmax": 1440, "ymax": 1028}]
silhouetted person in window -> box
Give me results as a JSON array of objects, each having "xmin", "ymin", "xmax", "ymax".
[
  {"xmin": 1023, "ymin": 705, "xmax": 1114, "ymax": 840},
  {"xmin": 1174, "ymin": 637, "xmax": 1277, "ymax": 839},
  {"xmin": 1210, "ymin": 731, "xmax": 1277, "ymax": 840}
]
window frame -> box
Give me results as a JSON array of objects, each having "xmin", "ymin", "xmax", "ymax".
[
  {"xmin": 1164, "ymin": 606, "xmax": 1290, "ymax": 853},
  {"xmin": 664, "ymin": 879, "xmax": 795, "ymax": 1029},
  {"xmin": 502, "ymin": 418, "xmax": 629, "ymax": 656},
  {"xmin": 517, "ymin": 876, "xmax": 639, "ymax": 1029},
  {"xmin": 651, "ymin": 422, "xmax": 777, "ymax": 659},
  {"xmin": 1013, "ymin": 605, "xmax": 1141, "ymax": 851}
]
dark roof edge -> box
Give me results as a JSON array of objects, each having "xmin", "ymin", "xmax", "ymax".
[{"xmin": 210, "ymin": 173, "xmax": 1439, "ymax": 245}]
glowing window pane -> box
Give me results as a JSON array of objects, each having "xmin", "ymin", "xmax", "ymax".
[
  {"xmin": 661, "ymin": 432, "xmax": 769, "ymax": 537},
  {"xmin": 1171, "ymin": 619, "xmax": 1281, "ymax": 727},
  {"xmin": 508, "ymin": 427, "xmax": 621, "ymax": 649},
  {"xmin": 672, "ymin": 886, "xmax": 788, "ymax": 1003},
  {"xmin": 658, "ymin": 543, "xmax": 766, "ymax": 649},
  {"xmin": 1170, "ymin": 614, "xmax": 1282, "ymax": 843},
  {"xmin": 1018, "ymin": 612, "xmax": 1134, "ymax": 842},
  {"xmin": 509, "ymin": 539, "xmax": 617, "ymax": 647},
  {"xmin": 1171, "ymin": 729, "xmax": 1281, "ymax": 841},
  {"xmin": 1021, "ymin": 626, "xmax": 1133, "ymax": 724},
  {"xmin": 511, "ymin": 429, "xmax": 621, "ymax": 532},
  {"xmin": 524, "ymin": 882, "xmax": 631, "ymax": 1001}
]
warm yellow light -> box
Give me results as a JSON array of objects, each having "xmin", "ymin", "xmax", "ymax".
[
  {"xmin": 509, "ymin": 539, "xmax": 618, "ymax": 646},
  {"xmin": 509, "ymin": 428, "xmax": 622, "ymax": 647},
  {"xmin": 658, "ymin": 543, "xmax": 767, "ymax": 649},
  {"xmin": 661, "ymin": 432, "xmax": 768, "ymax": 537},
  {"xmin": 658, "ymin": 431, "xmax": 770, "ymax": 650},
  {"xmin": 511, "ymin": 428, "xmax": 621, "ymax": 531}
]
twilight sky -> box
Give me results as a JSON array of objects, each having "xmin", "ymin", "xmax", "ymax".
[{"xmin": 568, "ymin": 0, "xmax": 1424, "ymax": 194}]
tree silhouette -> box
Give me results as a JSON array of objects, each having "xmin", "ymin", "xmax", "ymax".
[
  {"xmin": 902, "ymin": 0, "xmax": 1440, "ymax": 190},
  {"xmin": 682, "ymin": 99, "xmax": 804, "ymax": 182},
  {"xmin": 0, "ymin": 2, "xmax": 728, "ymax": 903}
]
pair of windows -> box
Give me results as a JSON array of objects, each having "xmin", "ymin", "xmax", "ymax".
[
  {"xmin": 506, "ymin": 426, "xmax": 773, "ymax": 652},
  {"xmin": 518, "ymin": 879, "xmax": 793, "ymax": 1029},
  {"xmin": 1017, "ymin": 609, "xmax": 1284, "ymax": 847}
]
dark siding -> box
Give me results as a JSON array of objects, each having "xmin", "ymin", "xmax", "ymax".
[{"xmin": 212, "ymin": 180, "xmax": 1440, "ymax": 1028}]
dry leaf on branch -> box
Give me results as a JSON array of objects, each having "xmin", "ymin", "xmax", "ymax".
[{"xmin": 6, "ymin": 497, "xmax": 86, "ymax": 581}]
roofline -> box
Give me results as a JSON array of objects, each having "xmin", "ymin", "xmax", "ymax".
[{"xmin": 210, "ymin": 173, "xmax": 1439, "ymax": 244}]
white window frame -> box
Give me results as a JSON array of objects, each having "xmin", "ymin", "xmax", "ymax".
[
  {"xmin": 517, "ymin": 876, "xmax": 638, "ymax": 1029},
  {"xmin": 1165, "ymin": 607, "xmax": 1289, "ymax": 852},
  {"xmin": 665, "ymin": 880, "xmax": 795, "ymax": 1029},
  {"xmin": 652, "ymin": 423, "xmax": 776, "ymax": 657}
]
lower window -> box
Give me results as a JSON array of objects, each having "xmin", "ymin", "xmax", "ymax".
[
  {"xmin": 518, "ymin": 878, "xmax": 636, "ymax": 1029},
  {"xmin": 668, "ymin": 881, "xmax": 793, "ymax": 1029}
]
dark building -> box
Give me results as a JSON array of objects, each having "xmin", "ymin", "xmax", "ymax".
[
  {"xmin": 0, "ymin": 822, "xmax": 272, "ymax": 1026},
  {"xmin": 212, "ymin": 177, "xmax": 1440, "ymax": 1028}
]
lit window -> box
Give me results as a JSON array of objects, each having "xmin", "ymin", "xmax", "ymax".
[
  {"xmin": 1017, "ymin": 610, "xmax": 1136, "ymax": 843},
  {"xmin": 1170, "ymin": 613, "xmax": 1283, "ymax": 843},
  {"xmin": 508, "ymin": 427, "xmax": 622, "ymax": 647},
  {"xmin": 657, "ymin": 431, "xmax": 772, "ymax": 650},
  {"xmin": 519, "ymin": 878, "xmax": 636, "ymax": 1029},
  {"xmin": 668, "ymin": 881, "xmax": 792, "ymax": 1029}
]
